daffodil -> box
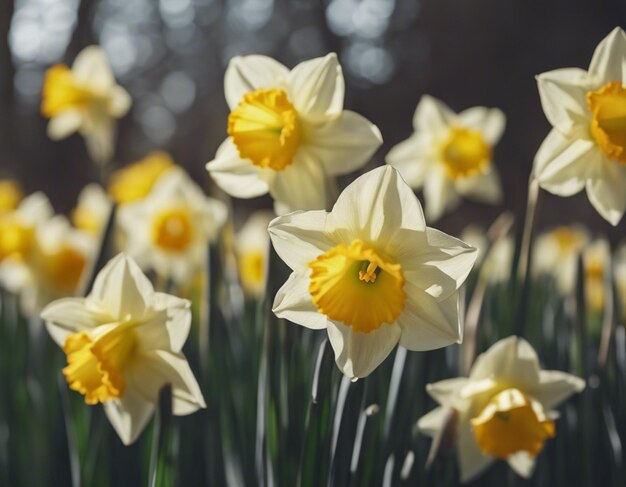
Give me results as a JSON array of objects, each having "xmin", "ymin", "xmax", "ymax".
[
  {"xmin": 72, "ymin": 183, "xmax": 112, "ymax": 236},
  {"xmin": 108, "ymin": 151, "xmax": 175, "ymax": 205},
  {"xmin": 615, "ymin": 244, "xmax": 626, "ymax": 325},
  {"xmin": 0, "ymin": 179, "xmax": 23, "ymax": 213},
  {"xmin": 386, "ymin": 95, "xmax": 505, "ymax": 221},
  {"xmin": 269, "ymin": 166, "xmax": 477, "ymax": 378},
  {"xmin": 460, "ymin": 225, "xmax": 514, "ymax": 284},
  {"xmin": 532, "ymin": 225, "xmax": 589, "ymax": 295},
  {"xmin": 206, "ymin": 53, "xmax": 383, "ymax": 213},
  {"xmin": 583, "ymin": 238, "xmax": 610, "ymax": 313},
  {"xmin": 118, "ymin": 169, "xmax": 227, "ymax": 286},
  {"xmin": 535, "ymin": 27, "xmax": 626, "ymax": 226},
  {"xmin": 41, "ymin": 46, "xmax": 131, "ymax": 164},
  {"xmin": 235, "ymin": 210, "xmax": 274, "ymax": 298},
  {"xmin": 41, "ymin": 253, "xmax": 205, "ymax": 445},
  {"xmin": 418, "ymin": 336, "xmax": 584, "ymax": 482}
]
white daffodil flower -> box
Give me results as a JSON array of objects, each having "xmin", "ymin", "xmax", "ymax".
[
  {"xmin": 386, "ymin": 95, "xmax": 505, "ymax": 221},
  {"xmin": 235, "ymin": 210, "xmax": 274, "ymax": 298},
  {"xmin": 206, "ymin": 53, "xmax": 383, "ymax": 213},
  {"xmin": 268, "ymin": 166, "xmax": 477, "ymax": 379},
  {"xmin": 532, "ymin": 225, "xmax": 589, "ymax": 295},
  {"xmin": 41, "ymin": 45, "xmax": 131, "ymax": 164},
  {"xmin": 118, "ymin": 169, "xmax": 227, "ymax": 287},
  {"xmin": 535, "ymin": 27, "xmax": 626, "ymax": 226},
  {"xmin": 72, "ymin": 183, "xmax": 113, "ymax": 236},
  {"xmin": 418, "ymin": 336, "xmax": 584, "ymax": 483},
  {"xmin": 583, "ymin": 238, "xmax": 610, "ymax": 313},
  {"xmin": 41, "ymin": 253, "xmax": 206, "ymax": 445}
]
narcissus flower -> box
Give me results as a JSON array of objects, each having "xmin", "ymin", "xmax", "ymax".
[
  {"xmin": 108, "ymin": 152, "xmax": 175, "ymax": 205},
  {"xmin": 118, "ymin": 169, "xmax": 227, "ymax": 286},
  {"xmin": 535, "ymin": 27, "xmax": 626, "ymax": 226},
  {"xmin": 206, "ymin": 53, "xmax": 382, "ymax": 213},
  {"xmin": 269, "ymin": 166, "xmax": 477, "ymax": 378},
  {"xmin": 41, "ymin": 46, "xmax": 131, "ymax": 164},
  {"xmin": 418, "ymin": 336, "xmax": 584, "ymax": 482},
  {"xmin": 532, "ymin": 225, "xmax": 589, "ymax": 295},
  {"xmin": 72, "ymin": 184, "xmax": 112, "ymax": 236},
  {"xmin": 583, "ymin": 238, "xmax": 610, "ymax": 313},
  {"xmin": 386, "ymin": 95, "xmax": 505, "ymax": 221},
  {"xmin": 41, "ymin": 254, "xmax": 206, "ymax": 445},
  {"xmin": 0, "ymin": 180, "xmax": 23, "ymax": 213},
  {"xmin": 235, "ymin": 210, "xmax": 274, "ymax": 298}
]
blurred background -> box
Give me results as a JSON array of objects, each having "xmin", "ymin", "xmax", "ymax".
[{"xmin": 0, "ymin": 0, "xmax": 624, "ymax": 238}]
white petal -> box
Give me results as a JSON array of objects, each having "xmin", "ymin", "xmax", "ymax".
[
  {"xmin": 269, "ymin": 210, "xmax": 332, "ymax": 274},
  {"xmin": 529, "ymin": 370, "xmax": 585, "ymax": 410},
  {"xmin": 398, "ymin": 285, "xmax": 461, "ymax": 351},
  {"xmin": 455, "ymin": 169, "xmax": 503, "ymax": 204},
  {"xmin": 224, "ymin": 55, "xmax": 289, "ymax": 109},
  {"xmin": 425, "ymin": 378, "xmax": 470, "ymax": 409},
  {"xmin": 109, "ymin": 86, "xmax": 132, "ymax": 117},
  {"xmin": 507, "ymin": 451, "xmax": 536, "ymax": 479},
  {"xmin": 327, "ymin": 166, "xmax": 426, "ymax": 247},
  {"xmin": 536, "ymin": 68, "xmax": 592, "ymax": 136},
  {"xmin": 82, "ymin": 113, "xmax": 115, "ymax": 164},
  {"xmin": 89, "ymin": 253, "xmax": 153, "ymax": 320},
  {"xmin": 104, "ymin": 387, "xmax": 155, "ymax": 445},
  {"xmin": 412, "ymin": 95, "xmax": 454, "ymax": 133},
  {"xmin": 469, "ymin": 336, "xmax": 541, "ymax": 389},
  {"xmin": 385, "ymin": 136, "xmax": 430, "ymax": 189},
  {"xmin": 588, "ymin": 27, "xmax": 626, "ymax": 84},
  {"xmin": 416, "ymin": 406, "xmax": 449, "ymax": 437},
  {"xmin": 585, "ymin": 161, "xmax": 626, "ymax": 226},
  {"xmin": 458, "ymin": 107, "xmax": 506, "ymax": 145},
  {"xmin": 269, "ymin": 151, "xmax": 327, "ymax": 212},
  {"xmin": 17, "ymin": 192, "xmax": 54, "ymax": 224},
  {"xmin": 272, "ymin": 272, "xmax": 326, "ymax": 329},
  {"xmin": 151, "ymin": 293, "xmax": 192, "ymax": 353},
  {"xmin": 287, "ymin": 53, "xmax": 344, "ymax": 122},
  {"xmin": 423, "ymin": 169, "xmax": 457, "ymax": 222},
  {"xmin": 457, "ymin": 415, "xmax": 494, "ymax": 483},
  {"xmin": 72, "ymin": 45, "xmax": 115, "ymax": 88},
  {"xmin": 206, "ymin": 139, "xmax": 269, "ymax": 198},
  {"xmin": 40, "ymin": 297, "xmax": 110, "ymax": 347},
  {"xmin": 303, "ymin": 111, "xmax": 382, "ymax": 176},
  {"xmin": 326, "ymin": 320, "xmax": 401, "ymax": 379},
  {"xmin": 534, "ymin": 130, "xmax": 597, "ymax": 196},
  {"xmin": 47, "ymin": 111, "xmax": 83, "ymax": 140}
]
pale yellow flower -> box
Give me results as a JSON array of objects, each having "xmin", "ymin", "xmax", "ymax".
[
  {"xmin": 235, "ymin": 210, "xmax": 273, "ymax": 298},
  {"xmin": 72, "ymin": 183, "xmax": 112, "ymax": 236},
  {"xmin": 418, "ymin": 336, "xmax": 584, "ymax": 482},
  {"xmin": 207, "ymin": 53, "xmax": 382, "ymax": 213},
  {"xmin": 41, "ymin": 46, "xmax": 131, "ymax": 164},
  {"xmin": 41, "ymin": 254, "xmax": 205, "ymax": 445},
  {"xmin": 0, "ymin": 180, "xmax": 23, "ymax": 213},
  {"xmin": 387, "ymin": 95, "xmax": 505, "ymax": 221},
  {"xmin": 108, "ymin": 151, "xmax": 175, "ymax": 205},
  {"xmin": 583, "ymin": 238, "xmax": 610, "ymax": 312},
  {"xmin": 269, "ymin": 166, "xmax": 477, "ymax": 378}
]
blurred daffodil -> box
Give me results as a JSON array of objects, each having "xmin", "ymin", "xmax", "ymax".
[
  {"xmin": 41, "ymin": 46, "xmax": 131, "ymax": 164},
  {"xmin": 0, "ymin": 180, "xmax": 23, "ymax": 213},
  {"xmin": 583, "ymin": 238, "xmax": 610, "ymax": 313},
  {"xmin": 269, "ymin": 166, "xmax": 477, "ymax": 378},
  {"xmin": 207, "ymin": 53, "xmax": 382, "ymax": 213},
  {"xmin": 532, "ymin": 225, "xmax": 589, "ymax": 295},
  {"xmin": 72, "ymin": 183, "xmax": 112, "ymax": 236},
  {"xmin": 418, "ymin": 336, "xmax": 584, "ymax": 482},
  {"xmin": 386, "ymin": 95, "xmax": 505, "ymax": 221},
  {"xmin": 41, "ymin": 253, "xmax": 205, "ymax": 445},
  {"xmin": 460, "ymin": 225, "xmax": 514, "ymax": 284},
  {"xmin": 615, "ymin": 244, "xmax": 626, "ymax": 325},
  {"xmin": 108, "ymin": 152, "xmax": 175, "ymax": 205},
  {"xmin": 118, "ymin": 169, "xmax": 227, "ymax": 287},
  {"xmin": 535, "ymin": 27, "xmax": 626, "ymax": 226},
  {"xmin": 235, "ymin": 210, "xmax": 273, "ymax": 299}
]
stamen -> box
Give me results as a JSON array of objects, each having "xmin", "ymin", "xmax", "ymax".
[{"xmin": 358, "ymin": 261, "xmax": 379, "ymax": 283}]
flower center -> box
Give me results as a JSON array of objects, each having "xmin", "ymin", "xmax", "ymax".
[
  {"xmin": 0, "ymin": 216, "xmax": 34, "ymax": 262},
  {"xmin": 0, "ymin": 181, "xmax": 22, "ymax": 213},
  {"xmin": 41, "ymin": 64, "xmax": 101, "ymax": 118},
  {"xmin": 228, "ymin": 88, "xmax": 301, "ymax": 171},
  {"xmin": 587, "ymin": 81, "xmax": 626, "ymax": 164},
  {"xmin": 471, "ymin": 388, "xmax": 555, "ymax": 459},
  {"xmin": 151, "ymin": 207, "xmax": 194, "ymax": 252},
  {"xmin": 308, "ymin": 239, "xmax": 406, "ymax": 333},
  {"xmin": 440, "ymin": 127, "xmax": 492, "ymax": 179},
  {"xmin": 72, "ymin": 207, "xmax": 102, "ymax": 235},
  {"xmin": 552, "ymin": 227, "xmax": 578, "ymax": 254},
  {"xmin": 108, "ymin": 152, "xmax": 174, "ymax": 204},
  {"xmin": 45, "ymin": 245, "xmax": 87, "ymax": 293},
  {"xmin": 240, "ymin": 250, "xmax": 265, "ymax": 292},
  {"xmin": 63, "ymin": 325, "xmax": 137, "ymax": 404}
]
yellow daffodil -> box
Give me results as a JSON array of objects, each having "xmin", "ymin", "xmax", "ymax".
[
  {"xmin": 108, "ymin": 152, "xmax": 175, "ymax": 205},
  {"xmin": 235, "ymin": 210, "xmax": 274, "ymax": 298},
  {"xmin": 418, "ymin": 336, "xmax": 584, "ymax": 482},
  {"xmin": 268, "ymin": 166, "xmax": 477, "ymax": 378},
  {"xmin": 118, "ymin": 169, "xmax": 227, "ymax": 286},
  {"xmin": 532, "ymin": 225, "xmax": 589, "ymax": 295},
  {"xmin": 535, "ymin": 27, "xmax": 626, "ymax": 226},
  {"xmin": 583, "ymin": 238, "xmax": 610, "ymax": 313},
  {"xmin": 206, "ymin": 53, "xmax": 382, "ymax": 213},
  {"xmin": 0, "ymin": 180, "xmax": 23, "ymax": 213},
  {"xmin": 41, "ymin": 254, "xmax": 205, "ymax": 445},
  {"xmin": 72, "ymin": 183, "xmax": 112, "ymax": 236},
  {"xmin": 386, "ymin": 95, "xmax": 505, "ymax": 221},
  {"xmin": 41, "ymin": 46, "xmax": 131, "ymax": 164}
]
